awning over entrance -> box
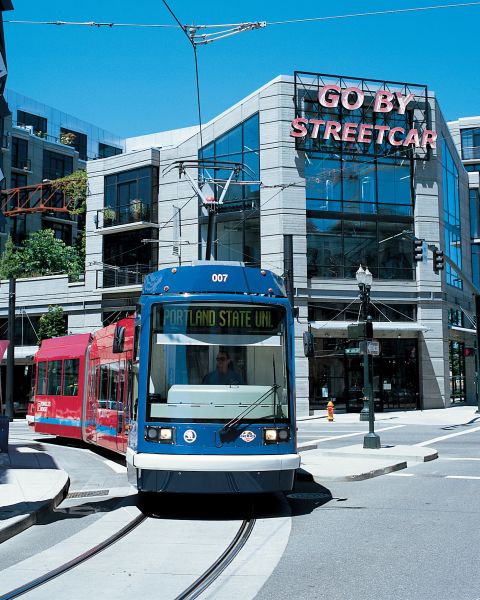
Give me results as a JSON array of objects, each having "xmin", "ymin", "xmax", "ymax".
[
  {"xmin": 309, "ymin": 321, "xmax": 428, "ymax": 336},
  {"xmin": 0, "ymin": 345, "xmax": 38, "ymax": 364}
]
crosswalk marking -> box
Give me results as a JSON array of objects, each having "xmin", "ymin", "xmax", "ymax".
[
  {"xmin": 445, "ymin": 475, "xmax": 480, "ymax": 480},
  {"xmin": 387, "ymin": 473, "xmax": 414, "ymax": 477},
  {"xmin": 415, "ymin": 425, "xmax": 480, "ymax": 447},
  {"xmin": 297, "ymin": 425, "xmax": 404, "ymax": 447}
]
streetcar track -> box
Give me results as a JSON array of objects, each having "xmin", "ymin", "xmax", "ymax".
[
  {"xmin": 175, "ymin": 517, "xmax": 256, "ymax": 600},
  {"xmin": 0, "ymin": 509, "xmax": 256, "ymax": 600},
  {"xmin": 0, "ymin": 512, "xmax": 146, "ymax": 600}
]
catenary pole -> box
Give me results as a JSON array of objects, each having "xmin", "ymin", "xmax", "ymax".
[{"xmin": 5, "ymin": 277, "xmax": 15, "ymax": 421}]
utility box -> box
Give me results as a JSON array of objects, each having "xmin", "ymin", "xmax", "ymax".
[{"xmin": 0, "ymin": 415, "xmax": 9, "ymax": 453}]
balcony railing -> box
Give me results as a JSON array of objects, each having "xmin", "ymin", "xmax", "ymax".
[
  {"xmin": 97, "ymin": 264, "xmax": 152, "ymax": 288},
  {"xmin": 96, "ymin": 202, "xmax": 154, "ymax": 229},
  {"xmin": 12, "ymin": 158, "xmax": 32, "ymax": 171},
  {"xmin": 462, "ymin": 145, "xmax": 480, "ymax": 161}
]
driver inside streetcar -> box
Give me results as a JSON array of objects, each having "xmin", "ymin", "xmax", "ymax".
[{"xmin": 202, "ymin": 349, "xmax": 244, "ymax": 385}]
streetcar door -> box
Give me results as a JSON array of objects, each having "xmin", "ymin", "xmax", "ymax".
[
  {"xmin": 116, "ymin": 359, "xmax": 128, "ymax": 453},
  {"xmin": 85, "ymin": 359, "xmax": 99, "ymax": 444}
]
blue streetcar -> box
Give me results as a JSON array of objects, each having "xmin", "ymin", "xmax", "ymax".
[{"xmin": 126, "ymin": 261, "xmax": 300, "ymax": 493}]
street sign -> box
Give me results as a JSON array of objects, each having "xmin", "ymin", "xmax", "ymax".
[
  {"xmin": 367, "ymin": 341, "xmax": 380, "ymax": 356},
  {"xmin": 345, "ymin": 347, "xmax": 361, "ymax": 355}
]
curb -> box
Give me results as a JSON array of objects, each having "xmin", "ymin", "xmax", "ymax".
[
  {"xmin": 0, "ymin": 473, "xmax": 70, "ymax": 544},
  {"xmin": 296, "ymin": 460, "xmax": 408, "ymax": 483}
]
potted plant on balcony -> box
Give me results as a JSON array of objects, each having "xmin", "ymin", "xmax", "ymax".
[
  {"xmin": 60, "ymin": 132, "xmax": 76, "ymax": 146},
  {"xmin": 103, "ymin": 206, "xmax": 116, "ymax": 225},
  {"xmin": 130, "ymin": 199, "xmax": 144, "ymax": 221}
]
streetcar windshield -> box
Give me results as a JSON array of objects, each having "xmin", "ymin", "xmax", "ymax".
[{"xmin": 147, "ymin": 302, "xmax": 289, "ymax": 422}]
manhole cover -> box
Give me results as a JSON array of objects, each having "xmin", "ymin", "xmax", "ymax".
[
  {"xmin": 286, "ymin": 492, "xmax": 331, "ymax": 501},
  {"xmin": 67, "ymin": 489, "xmax": 109, "ymax": 499}
]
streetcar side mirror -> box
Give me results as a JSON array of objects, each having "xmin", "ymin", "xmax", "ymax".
[
  {"xmin": 113, "ymin": 325, "xmax": 126, "ymax": 353},
  {"xmin": 303, "ymin": 331, "xmax": 315, "ymax": 358}
]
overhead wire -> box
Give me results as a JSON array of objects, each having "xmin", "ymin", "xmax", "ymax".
[{"xmin": 5, "ymin": 2, "xmax": 480, "ymax": 29}]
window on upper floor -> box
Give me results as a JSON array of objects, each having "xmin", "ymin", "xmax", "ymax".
[
  {"xmin": 306, "ymin": 151, "xmax": 414, "ymax": 280},
  {"xmin": 199, "ymin": 113, "xmax": 260, "ymax": 213},
  {"xmin": 43, "ymin": 150, "xmax": 73, "ymax": 180},
  {"xmin": 98, "ymin": 142, "xmax": 123, "ymax": 159},
  {"xmin": 461, "ymin": 127, "xmax": 480, "ymax": 161},
  {"xmin": 42, "ymin": 220, "xmax": 73, "ymax": 245},
  {"xmin": 469, "ymin": 188, "xmax": 479, "ymax": 239},
  {"xmin": 11, "ymin": 137, "xmax": 29, "ymax": 170},
  {"xmin": 465, "ymin": 164, "xmax": 480, "ymax": 173},
  {"xmin": 104, "ymin": 166, "xmax": 158, "ymax": 226},
  {"xmin": 60, "ymin": 128, "xmax": 87, "ymax": 161},
  {"xmin": 17, "ymin": 110, "xmax": 47, "ymax": 137},
  {"xmin": 442, "ymin": 140, "xmax": 462, "ymax": 289}
]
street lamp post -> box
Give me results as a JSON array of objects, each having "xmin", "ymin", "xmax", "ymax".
[{"xmin": 356, "ymin": 265, "xmax": 381, "ymax": 449}]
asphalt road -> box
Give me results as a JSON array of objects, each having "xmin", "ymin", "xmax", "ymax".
[
  {"xmin": 258, "ymin": 414, "xmax": 480, "ymax": 600},
  {"xmin": 4, "ymin": 415, "xmax": 480, "ymax": 599}
]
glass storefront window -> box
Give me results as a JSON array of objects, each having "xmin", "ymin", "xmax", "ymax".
[
  {"xmin": 449, "ymin": 341, "xmax": 465, "ymax": 403},
  {"xmin": 308, "ymin": 337, "xmax": 419, "ymax": 412}
]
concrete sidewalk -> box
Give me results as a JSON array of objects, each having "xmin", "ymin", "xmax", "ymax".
[
  {"xmin": 298, "ymin": 444, "xmax": 437, "ymax": 482},
  {"xmin": 296, "ymin": 404, "xmax": 478, "ymax": 481},
  {"xmin": 0, "ymin": 443, "xmax": 69, "ymax": 543},
  {"xmin": 298, "ymin": 404, "xmax": 480, "ymax": 426}
]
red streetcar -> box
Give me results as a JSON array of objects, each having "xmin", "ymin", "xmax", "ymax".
[{"xmin": 32, "ymin": 317, "xmax": 134, "ymax": 454}]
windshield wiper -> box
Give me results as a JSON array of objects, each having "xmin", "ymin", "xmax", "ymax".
[{"xmin": 220, "ymin": 384, "xmax": 280, "ymax": 435}]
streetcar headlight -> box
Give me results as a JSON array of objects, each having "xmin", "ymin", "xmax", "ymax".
[
  {"xmin": 144, "ymin": 426, "xmax": 174, "ymax": 443},
  {"xmin": 264, "ymin": 428, "xmax": 290, "ymax": 443},
  {"xmin": 264, "ymin": 429, "xmax": 278, "ymax": 443},
  {"xmin": 159, "ymin": 428, "xmax": 173, "ymax": 441}
]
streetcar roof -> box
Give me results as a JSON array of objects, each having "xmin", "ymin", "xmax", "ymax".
[
  {"xmin": 142, "ymin": 264, "xmax": 286, "ymax": 297},
  {"xmin": 35, "ymin": 333, "xmax": 91, "ymax": 361}
]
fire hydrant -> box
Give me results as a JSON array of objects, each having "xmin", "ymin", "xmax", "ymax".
[{"xmin": 327, "ymin": 400, "xmax": 334, "ymax": 422}]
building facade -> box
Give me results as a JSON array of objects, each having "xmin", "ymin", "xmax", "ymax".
[
  {"xmin": 0, "ymin": 90, "xmax": 125, "ymax": 250},
  {"xmin": 1, "ymin": 73, "xmax": 475, "ymax": 417},
  {"xmin": 0, "ymin": 90, "xmax": 124, "ymax": 411},
  {"xmin": 82, "ymin": 73, "xmax": 474, "ymax": 416}
]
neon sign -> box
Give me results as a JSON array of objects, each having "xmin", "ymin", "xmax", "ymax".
[{"xmin": 292, "ymin": 73, "xmax": 436, "ymax": 155}]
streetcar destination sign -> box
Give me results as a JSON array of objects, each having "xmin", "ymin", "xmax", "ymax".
[{"xmin": 155, "ymin": 305, "xmax": 283, "ymax": 335}]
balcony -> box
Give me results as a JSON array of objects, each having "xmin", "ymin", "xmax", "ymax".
[
  {"xmin": 462, "ymin": 146, "xmax": 480, "ymax": 161},
  {"xmin": 96, "ymin": 202, "xmax": 156, "ymax": 232},
  {"xmin": 97, "ymin": 264, "xmax": 152, "ymax": 289}
]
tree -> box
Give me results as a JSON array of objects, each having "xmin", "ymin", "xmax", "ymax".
[
  {"xmin": 21, "ymin": 229, "xmax": 83, "ymax": 281},
  {"xmin": 52, "ymin": 169, "xmax": 88, "ymax": 215},
  {"xmin": 37, "ymin": 305, "xmax": 67, "ymax": 343},
  {"xmin": 0, "ymin": 236, "xmax": 21, "ymax": 280}
]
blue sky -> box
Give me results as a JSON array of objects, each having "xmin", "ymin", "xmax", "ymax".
[{"xmin": 4, "ymin": 1, "xmax": 480, "ymax": 137}]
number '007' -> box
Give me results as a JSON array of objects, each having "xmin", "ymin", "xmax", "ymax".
[{"xmin": 212, "ymin": 273, "xmax": 228, "ymax": 282}]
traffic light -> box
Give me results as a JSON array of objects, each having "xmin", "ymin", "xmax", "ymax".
[
  {"xmin": 413, "ymin": 238, "xmax": 424, "ymax": 262},
  {"xmin": 303, "ymin": 331, "xmax": 315, "ymax": 358},
  {"xmin": 433, "ymin": 247, "xmax": 445, "ymax": 273},
  {"xmin": 347, "ymin": 319, "xmax": 373, "ymax": 340}
]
